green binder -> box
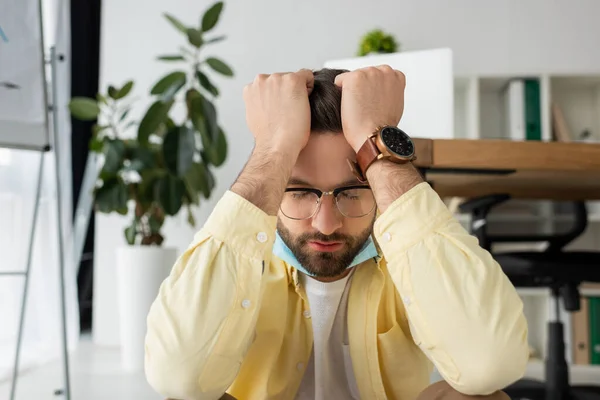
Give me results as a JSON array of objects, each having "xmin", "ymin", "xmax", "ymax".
[
  {"xmin": 523, "ymin": 79, "xmax": 542, "ymax": 141},
  {"xmin": 589, "ymin": 296, "xmax": 600, "ymax": 364}
]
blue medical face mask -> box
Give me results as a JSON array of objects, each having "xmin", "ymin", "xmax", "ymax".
[{"xmin": 273, "ymin": 230, "xmax": 380, "ymax": 277}]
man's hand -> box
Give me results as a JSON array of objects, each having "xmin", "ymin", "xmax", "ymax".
[
  {"xmin": 334, "ymin": 65, "xmax": 406, "ymax": 152},
  {"xmin": 335, "ymin": 65, "xmax": 422, "ymax": 213},
  {"xmin": 243, "ymin": 69, "xmax": 314, "ymax": 158},
  {"xmin": 231, "ymin": 69, "xmax": 314, "ymax": 215}
]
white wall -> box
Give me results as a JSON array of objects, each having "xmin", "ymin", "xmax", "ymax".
[{"xmin": 94, "ymin": 0, "xmax": 600, "ymax": 345}]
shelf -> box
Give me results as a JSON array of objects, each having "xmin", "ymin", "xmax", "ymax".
[
  {"xmin": 517, "ymin": 287, "xmax": 600, "ymax": 297},
  {"xmin": 452, "ymin": 73, "xmax": 600, "ymax": 143},
  {"xmin": 454, "ymin": 212, "xmax": 600, "ymax": 224},
  {"xmin": 525, "ymin": 360, "xmax": 600, "ymax": 385}
]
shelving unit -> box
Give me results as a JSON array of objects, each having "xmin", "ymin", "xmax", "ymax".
[
  {"xmin": 454, "ymin": 73, "xmax": 600, "ymax": 142},
  {"xmin": 451, "ymin": 70, "xmax": 600, "ymax": 384}
]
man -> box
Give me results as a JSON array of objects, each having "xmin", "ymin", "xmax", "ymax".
[{"xmin": 144, "ymin": 66, "xmax": 529, "ymax": 400}]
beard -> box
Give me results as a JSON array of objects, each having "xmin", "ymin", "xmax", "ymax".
[{"xmin": 277, "ymin": 220, "xmax": 374, "ymax": 278}]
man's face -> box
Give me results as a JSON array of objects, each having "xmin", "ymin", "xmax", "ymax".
[{"xmin": 277, "ymin": 133, "xmax": 376, "ymax": 278}]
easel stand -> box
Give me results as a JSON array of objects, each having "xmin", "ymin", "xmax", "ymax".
[{"xmin": 0, "ymin": 47, "xmax": 71, "ymax": 400}]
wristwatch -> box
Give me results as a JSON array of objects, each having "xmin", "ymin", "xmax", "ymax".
[{"xmin": 347, "ymin": 125, "xmax": 416, "ymax": 182}]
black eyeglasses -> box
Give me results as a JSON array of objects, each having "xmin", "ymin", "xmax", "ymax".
[{"xmin": 280, "ymin": 185, "xmax": 376, "ymax": 220}]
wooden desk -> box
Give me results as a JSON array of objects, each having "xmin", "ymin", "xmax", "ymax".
[{"xmin": 412, "ymin": 139, "xmax": 600, "ymax": 200}]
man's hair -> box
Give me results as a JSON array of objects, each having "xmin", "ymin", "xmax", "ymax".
[{"xmin": 309, "ymin": 68, "xmax": 348, "ymax": 133}]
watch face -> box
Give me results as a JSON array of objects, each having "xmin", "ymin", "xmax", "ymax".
[{"xmin": 380, "ymin": 126, "xmax": 414, "ymax": 157}]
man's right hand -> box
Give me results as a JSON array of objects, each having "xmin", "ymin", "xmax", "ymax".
[
  {"xmin": 243, "ymin": 69, "xmax": 314, "ymax": 158},
  {"xmin": 231, "ymin": 69, "xmax": 314, "ymax": 215}
]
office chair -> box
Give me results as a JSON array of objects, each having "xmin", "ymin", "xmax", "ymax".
[{"xmin": 459, "ymin": 195, "xmax": 600, "ymax": 400}]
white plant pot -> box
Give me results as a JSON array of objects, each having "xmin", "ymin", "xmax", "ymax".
[{"xmin": 115, "ymin": 245, "xmax": 177, "ymax": 372}]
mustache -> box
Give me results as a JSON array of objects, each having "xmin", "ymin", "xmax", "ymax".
[{"xmin": 297, "ymin": 232, "xmax": 352, "ymax": 244}]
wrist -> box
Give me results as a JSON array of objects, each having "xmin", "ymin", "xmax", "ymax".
[
  {"xmin": 366, "ymin": 160, "xmax": 424, "ymax": 213},
  {"xmin": 347, "ymin": 122, "xmax": 397, "ymax": 153}
]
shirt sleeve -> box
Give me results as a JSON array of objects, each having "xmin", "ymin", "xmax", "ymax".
[
  {"xmin": 144, "ymin": 190, "xmax": 276, "ymax": 400},
  {"xmin": 373, "ymin": 182, "xmax": 530, "ymax": 395}
]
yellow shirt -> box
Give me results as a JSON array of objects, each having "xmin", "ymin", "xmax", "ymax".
[{"xmin": 144, "ymin": 182, "xmax": 529, "ymax": 400}]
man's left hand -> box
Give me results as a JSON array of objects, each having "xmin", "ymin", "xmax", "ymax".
[{"xmin": 334, "ymin": 65, "xmax": 406, "ymax": 153}]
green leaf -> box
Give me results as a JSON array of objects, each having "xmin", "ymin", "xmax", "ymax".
[
  {"xmin": 157, "ymin": 55, "xmax": 186, "ymax": 61},
  {"xmin": 187, "ymin": 206, "xmax": 196, "ymax": 227},
  {"xmin": 92, "ymin": 124, "xmax": 109, "ymax": 138},
  {"xmin": 195, "ymin": 115, "xmax": 212, "ymax": 150},
  {"xmin": 206, "ymin": 165, "xmax": 215, "ymax": 191},
  {"xmin": 201, "ymin": 2, "xmax": 223, "ymax": 32},
  {"xmin": 131, "ymin": 146, "xmax": 156, "ymax": 170},
  {"xmin": 115, "ymin": 81, "xmax": 134, "ymax": 99},
  {"xmin": 185, "ymin": 88, "xmax": 202, "ymax": 114},
  {"xmin": 186, "ymin": 28, "xmax": 204, "ymax": 48},
  {"xmin": 98, "ymin": 167, "xmax": 117, "ymax": 182},
  {"xmin": 183, "ymin": 177, "xmax": 200, "ymax": 205},
  {"xmin": 164, "ymin": 13, "xmax": 188, "ymax": 34},
  {"xmin": 124, "ymin": 221, "xmax": 137, "ymax": 245},
  {"xmin": 124, "ymin": 142, "xmax": 155, "ymax": 171},
  {"xmin": 180, "ymin": 46, "xmax": 194, "ymax": 57},
  {"xmin": 108, "ymin": 85, "xmax": 118, "ymax": 99},
  {"xmin": 69, "ymin": 97, "xmax": 100, "ymax": 121},
  {"xmin": 206, "ymin": 127, "xmax": 227, "ymax": 166},
  {"xmin": 138, "ymin": 169, "xmax": 163, "ymax": 207},
  {"xmin": 184, "ymin": 162, "xmax": 210, "ymax": 199},
  {"xmin": 96, "ymin": 93, "xmax": 108, "ymax": 105},
  {"xmin": 150, "ymin": 71, "xmax": 187, "ymax": 100},
  {"xmin": 205, "ymin": 35, "xmax": 226, "ymax": 44},
  {"xmin": 158, "ymin": 174, "xmax": 185, "ymax": 216},
  {"xmin": 196, "ymin": 70, "xmax": 219, "ymax": 96},
  {"xmin": 201, "ymin": 96, "xmax": 218, "ymax": 140},
  {"xmin": 148, "ymin": 213, "xmax": 163, "ymax": 234},
  {"xmin": 163, "ymin": 125, "xmax": 196, "ymax": 176},
  {"xmin": 89, "ymin": 136, "xmax": 104, "ymax": 152},
  {"xmin": 119, "ymin": 108, "xmax": 130, "ymax": 121},
  {"xmin": 206, "ymin": 57, "xmax": 233, "ymax": 76},
  {"xmin": 188, "ymin": 96, "xmax": 213, "ymax": 148},
  {"xmin": 103, "ymin": 139, "xmax": 126, "ymax": 174},
  {"xmin": 95, "ymin": 178, "xmax": 128, "ymax": 214},
  {"xmin": 138, "ymin": 100, "xmax": 175, "ymax": 146},
  {"xmin": 186, "ymin": 90, "xmax": 213, "ymax": 148}
]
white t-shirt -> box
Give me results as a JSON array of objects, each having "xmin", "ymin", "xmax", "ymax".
[{"xmin": 295, "ymin": 269, "xmax": 360, "ymax": 400}]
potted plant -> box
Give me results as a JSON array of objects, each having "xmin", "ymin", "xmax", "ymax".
[
  {"xmin": 68, "ymin": 1, "xmax": 232, "ymax": 371},
  {"xmin": 357, "ymin": 29, "xmax": 399, "ymax": 56}
]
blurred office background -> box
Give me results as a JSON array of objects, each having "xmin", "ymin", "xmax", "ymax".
[{"xmin": 1, "ymin": 0, "xmax": 600, "ymax": 399}]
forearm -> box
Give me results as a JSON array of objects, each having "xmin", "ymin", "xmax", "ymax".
[
  {"xmin": 373, "ymin": 183, "xmax": 529, "ymax": 394},
  {"xmin": 145, "ymin": 190, "xmax": 277, "ymax": 399},
  {"xmin": 230, "ymin": 145, "xmax": 297, "ymax": 216},
  {"xmin": 365, "ymin": 159, "xmax": 424, "ymax": 213}
]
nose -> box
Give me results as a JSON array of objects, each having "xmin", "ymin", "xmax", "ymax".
[{"xmin": 311, "ymin": 195, "xmax": 343, "ymax": 235}]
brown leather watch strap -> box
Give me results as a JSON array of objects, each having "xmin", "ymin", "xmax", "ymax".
[{"xmin": 356, "ymin": 136, "xmax": 381, "ymax": 177}]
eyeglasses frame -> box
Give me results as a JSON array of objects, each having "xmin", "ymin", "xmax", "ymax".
[{"xmin": 280, "ymin": 185, "xmax": 376, "ymax": 220}]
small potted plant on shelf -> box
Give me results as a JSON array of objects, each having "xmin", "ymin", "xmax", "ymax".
[
  {"xmin": 357, "ymin": 28, "xmax": 399, "ymax": 57},
  {"xmin": 68, "ymin": 0, "xmax": 232, "ymax": 372}
]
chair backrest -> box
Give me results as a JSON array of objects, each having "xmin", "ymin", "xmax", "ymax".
[{"xmin": 459, "ymin": 194, "xmax": 589, "ymax": 252}]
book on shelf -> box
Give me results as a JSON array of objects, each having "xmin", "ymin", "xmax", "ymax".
[
  {"xmin": 503, "ymin": 78, "xmax": 542, "ymax": 141},
  {"xmin": 551, "ymin": 102, "xmax": 573, "ymax": 142},
  {"xmin": 572, "ymin": 285, "xmax": 600, "ymax": 365}
]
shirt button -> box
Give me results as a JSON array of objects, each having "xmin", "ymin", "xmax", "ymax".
[
  {"xmin": 241, "ymin": 299, "xmax": 251, "ymax": 309},
  {"xmin": 383, "ymin": 232, "xmax": 392, "ymax": 242},
  {"xmin": 256, "ymin": 232, "xmax": 268, "ymax": 243},
  {"xmin": 403, "ymin": 296, "xmax": 411, "ymax": 305},
  {"xmin": 297, "ymin": 362, "xmax": 304, "ymax": 371},
  {"xmin": 303, "ymin": 310, "xmax": 311, "ymax": 318}
]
